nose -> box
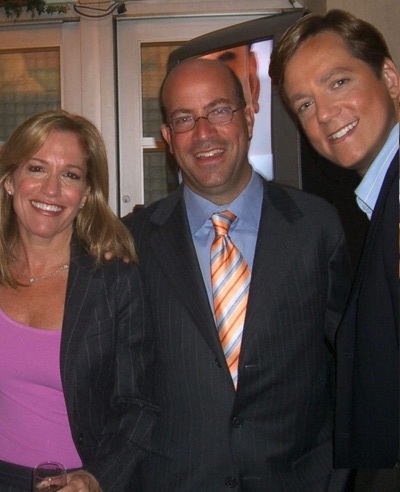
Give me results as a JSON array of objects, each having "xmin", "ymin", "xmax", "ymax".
[
  {"xmin": 42, "ymin": 173, "xmax": 61, "ymax": 196},
  {"xmin": 315, "ymin": 96, "xmax": 340, "ymax": 123},
  {"xmin": 192, "ymin": 115, "xmax": 218, "ymax": 139}
]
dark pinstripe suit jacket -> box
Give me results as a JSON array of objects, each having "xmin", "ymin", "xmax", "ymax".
[
  {"xmin": 60, "ymin": 239, "xmax": 158, "ymax": 491},
  {"xmin": 124, "ymin": 178, "xmax": 351, "ymax": 491},
  {"xmin": 335, "ymin": 152, "xmax": 399, "ymax": 468}
]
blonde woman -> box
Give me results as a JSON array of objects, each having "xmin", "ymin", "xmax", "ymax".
[{"xmin": 0, "ymin": 110, "xmax": 158, "ymax": 491}]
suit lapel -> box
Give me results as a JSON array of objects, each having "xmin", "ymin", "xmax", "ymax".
[
  {"xmin": 242, "ymin": 182, "xmax": 304, "ymax": 347},
  {"xmin": 350, "ymin": 152, "xmax": 398, "ymax": 296},
  {"xmin": 60, "ymin": 240, "xmax": 99, "ymax": 399},
  {"xmin": 148, "ymin": 192, "xmax": 224, "ymax": 357}
]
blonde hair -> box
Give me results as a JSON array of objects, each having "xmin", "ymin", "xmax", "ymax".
[{"xmin": 0, "ymin": 109, "xmax": 137, "ymax": 286}]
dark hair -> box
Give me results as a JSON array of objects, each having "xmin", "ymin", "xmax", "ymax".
[
  {"xmin": 269, "ymin": 9, "xmax": 393, "ymax": 107},
  {"xmin": 159, "ymin": 58, "xmax": 247, "ymax": 123}
]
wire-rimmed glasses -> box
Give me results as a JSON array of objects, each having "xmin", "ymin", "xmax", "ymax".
[{"xmin": 168, "ymin": 106, "xmax": 242, "ymax": 134}]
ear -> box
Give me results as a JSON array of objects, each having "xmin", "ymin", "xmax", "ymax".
[
  {"xmin": 244, "ymin": 105, "xmax": 255, "ymax": 141},
  {"xmin": 80, "ymin": 186, "xmax": 91, "ymax": 208},
  {"xmin": 4, "ymin": 177, "xmax": 14, "ymax": 196},
  {"xmin": 248, "ymin": 51, "xmax": 260, "ymax": 114},
  {"xmin": 382, "ymin": 58, "xmax": 400, "ymax": 100},
  {"xmin": 161, "ymin": 124, "xmax": 174, "ymax": 155}
]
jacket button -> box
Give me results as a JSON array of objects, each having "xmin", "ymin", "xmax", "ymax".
[
  {"xmin": 225, "ymin": 476, "xmax": 238, "ymax": 488},
  {"xmin": 232, "ymin": 416, "xmax": 243, "ymax": 428},
  {"xmin": 78, "ymin": 432, "xmax": 84, "ymax": 444}
]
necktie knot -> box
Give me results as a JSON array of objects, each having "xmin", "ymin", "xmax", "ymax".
[{"xmin": 211, "ymin": 211, "xmax": 236, "ymax": 237}]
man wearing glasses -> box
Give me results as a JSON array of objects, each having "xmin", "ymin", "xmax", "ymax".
[{"xmin": 124, "ymin": 58, "xmax": 351, "ymax": 491}]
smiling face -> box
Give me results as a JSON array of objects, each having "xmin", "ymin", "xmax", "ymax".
[
  {"xmin": 5, "ymin": 129, "xmax": 90, "ymax": 243},
  {"xmin": 161, "ymin": 59, "xmax": 254, "ymax": 205},
  {"xmin": 283, "ymin": 31, "xmax": 399, "ymax": 175}
]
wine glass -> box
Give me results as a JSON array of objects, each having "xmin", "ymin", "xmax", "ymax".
[{"xmin": 32, "ymin": 461, "xmax": 67, "ymax": 491}]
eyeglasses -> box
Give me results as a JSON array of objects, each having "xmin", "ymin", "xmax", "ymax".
[{"xmin": 168, "ymin": 107, "xmax": 242, "ymax": 134}]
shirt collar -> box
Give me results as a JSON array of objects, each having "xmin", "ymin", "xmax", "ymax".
[
  {"xmin": 355, "ymin": 123, "xmax": 399, "ymax": 219},
  {"xmin": 184, "ymin": 170, "xmax": 264, "ymax": 235}
]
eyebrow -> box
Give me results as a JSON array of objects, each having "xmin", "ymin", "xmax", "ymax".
[
  {"xmin": 319, "ymin": 67, "xmax": 352, "ymax": 83},
  {"xmin": 288, "ymin": 67, "xmax": 353, "ymax": 106},
  {"xmin": 169, "ymin": 98, "xmax": 233, "ymax": 119},
  {"xmin": 29, "ymin": 157, "xmax": 84, "ymax": 171}
]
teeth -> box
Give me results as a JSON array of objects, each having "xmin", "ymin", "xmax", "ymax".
[
  {"xmin": 196, "ymin": 149, "xmax": 224, "ymax": 158},
  {"xmin": 32, "ymin": 201, "xmax": 62, "ymax": 212},
  {"xmin": 330, "ymin": 120, "xmax": 358, "ymax": 140}
]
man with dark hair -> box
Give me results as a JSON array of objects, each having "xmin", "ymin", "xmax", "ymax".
[
  {"xmin": 269, "ymin": 9, "xmax": 399, "ymax": 490},
  {"xmin": 124, "ymin": 57, "xmax": 351, "ymax": 491}
]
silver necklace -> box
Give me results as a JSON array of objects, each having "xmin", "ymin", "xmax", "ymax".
[{"xmin": 12, "ymin": 260, "xmax": 69, "ymax": 284}]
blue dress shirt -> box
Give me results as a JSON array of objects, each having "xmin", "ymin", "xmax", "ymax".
[
  {"xmin": 184, "ymin": 171, "xmax": 264, "ymax": 310},
  {"xmin": 355, "ymin": 123, "xmax": 399, "ymax": 220}
]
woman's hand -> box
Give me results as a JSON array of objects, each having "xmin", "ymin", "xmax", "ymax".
[{"xmin": 62, "ymin": 471, "xmax": 102, "ymax": 491}]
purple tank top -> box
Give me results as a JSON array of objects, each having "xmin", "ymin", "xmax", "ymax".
[{"xmin": 0, "ymin": 307, "xmax": 82, "ymax": 468}]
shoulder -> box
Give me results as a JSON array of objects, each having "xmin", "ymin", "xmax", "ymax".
[
  {"xmin": 122, "ymin": 186, "xmax": 184, "ymax": 235},
  {"xmin": 263, "ymin": 180, "xmax": 340, "ymax": 221},
  {"xmin": 98, "ymin": 259, "xmax": 143, "ymax": 290},
  {"xmin": 122, "ymin": 200, "xmax": 159, "ymax": 230},
  {"xmin": 70, "ymin": 241, "xmax": 142, "ymax": 286},
  {"xmin": 261, "ymin": 181, "xmax": 347, "ymax": 257}
]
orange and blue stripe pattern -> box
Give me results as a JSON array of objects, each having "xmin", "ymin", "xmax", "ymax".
[{"xmin": 211, "ymin": 211, "xmax": 251, "ymax": 388}]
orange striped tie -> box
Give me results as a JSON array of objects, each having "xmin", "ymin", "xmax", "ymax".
[{"xmin": 211, "ymin": 211, "xmax": 251, "ymax": 388}]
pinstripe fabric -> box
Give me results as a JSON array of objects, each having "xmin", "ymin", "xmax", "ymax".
[
  {"xmin": 0, "ymin": 238, "xmax": 158, "ymax": 491},
  {"xmin": 0, "ymin": 460, "xmax": 32, "ymax": 492},
  {"xmin": 124, "ymin": 180, "xmax": 352, "ymax": 491},
  {"xmin": 211, "ymin": 211, "xmax": 250, "ymax": 387},
  {"xmin": 58, "ymin": 239, "xmax": 158, "ymax": 491}
]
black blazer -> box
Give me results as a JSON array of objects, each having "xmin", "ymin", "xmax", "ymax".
[
  {"xmin": 60, "ymin": 239, "xmax": 159, "ymax": 490},
  {"xmin": 124, "ymin": 178, "xmax": 351, "ymax": 491},
  {"xmin": 334, "ymin": 152, "xmax": 399, "ymax": 468}
]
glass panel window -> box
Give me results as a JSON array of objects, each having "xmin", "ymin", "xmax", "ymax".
[
  {"xmin": 141, "ymin": 43, "xmax": 180, "ymax": 139},
  {"xmin": 143, "ymin": 149, "xmax": 179, "ymax": 205},
  {"xmin": 0, "ymin": 48, "xmax": 61, "ymax": 143},
  {"xmin": 141, "ymin": 43, "xmax": 181, "ymax": 205}
]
